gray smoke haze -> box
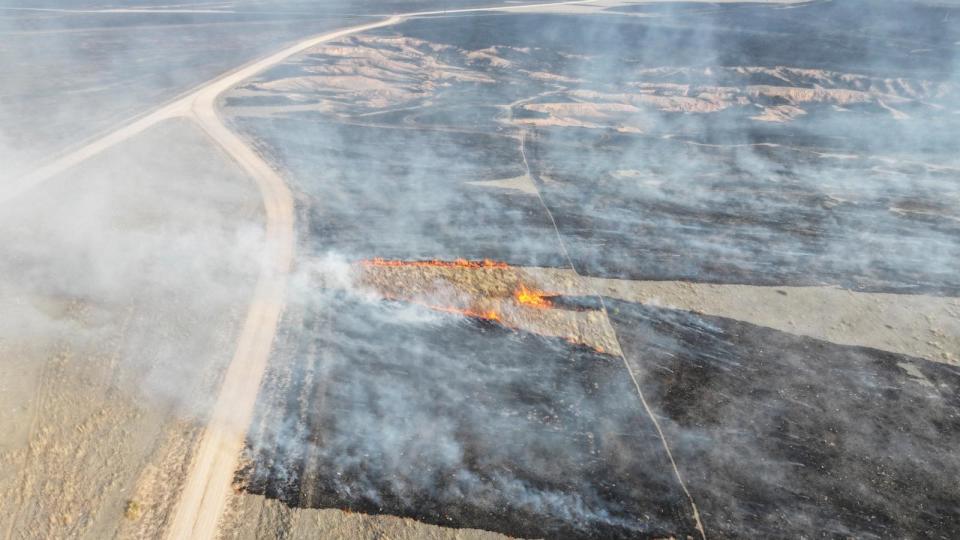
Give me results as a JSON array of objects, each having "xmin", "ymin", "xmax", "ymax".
[
  {"xmin": 2, "ymin": 0, "xmax": 960, "ymax": 538},
  {"xmin": 246, "ymin": 263, "xmax": 691, "ymax": 536},
  {"xmin": 227, "ymin": 1, "xmax": 960, "ymax": 291},
  {"xmin": 0, "ymin": 118, "xmax": 265, "ymax": 414},
  {"xmin": 227, "ymin": 1, "xmax": 960, "ymax": 537},
  {"xmin": 0, "ymin": 1, "xmax": 367, "ymax": 178},
  {"xmin": 0, "ymin": 0, "xmax": 471, "ymax": 418}
]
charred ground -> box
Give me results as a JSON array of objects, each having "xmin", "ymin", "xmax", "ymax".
[
  {"xmin": 608, "ymin": 300, "xmax": 960, "ymax": 538},
  {"xmin": 220, "ymin": 2, "xmax": 960, "ymax": 538},
  {"xmin": 238, "ymin": 292, "xmax": 699, "ymax": 539},
  {"xmin": 229, "ymin": 7, "xmax": 960, "ymax": 294}
]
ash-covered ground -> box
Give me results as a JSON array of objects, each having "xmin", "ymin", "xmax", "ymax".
[
  {"xmin": 2, "ymin": 1, "xmax": 959, "ymax": 539},
  {"xmin": 228, "ymin": 4, "xmax": 960, "ymax": 294},
  {"xmin": 221, "ymin": 2, "xmax": 960, "ymax": 539},
  {"xmin": 239, "ymin": 292, "xmax": 699, "ymax": 539}
]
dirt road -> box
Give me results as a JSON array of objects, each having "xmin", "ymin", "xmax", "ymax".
[{"xmin": 163, "ymin": 16, "xmax": 412, "ymax": 539}]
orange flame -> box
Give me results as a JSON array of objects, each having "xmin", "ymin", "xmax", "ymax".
[
  {"xmin": 376, "ymin": 293, "xmax": 614, "ymax": 355},
  {"xmin": 514, "ymin": 284, "xmax": 553, "ymax": 308},
  {"xmin": 361, "ymin": 258, "xmax": 508, "ymax": 269}
]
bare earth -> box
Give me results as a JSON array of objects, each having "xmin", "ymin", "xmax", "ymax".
[{"xmin": 0, "ymin": 118, "xmax": 263, "ymax": 540}]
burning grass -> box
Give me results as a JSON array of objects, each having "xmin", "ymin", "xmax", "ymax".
[
  {"xmin": 515, "ymin": 284, "xmax": 554, "ymax": 308},
  {"xmin": 361, "ymin": 258, "xmax": 508, "ymax": 269},
  {"xmin": 356, "ymin": 258, "xmax": 621, "ymax": 355}
]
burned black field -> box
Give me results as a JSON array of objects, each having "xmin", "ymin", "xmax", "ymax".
[
  {"xmin": 229, "ymin": 7, "xmax": 960, "ymax": 295},
  {"xmin": 239, "ymin": 294, "xmax": 960, "ymax": 538},
  {"xmin": 222, "ymin": 2, "xmax": 960, "ymax": 538},
  {"xmin": 239, "ymin": 293, "xmax": 700, "ymax": 539},
  {"xmin": 239, "ymin": 120, "xmax": 571, "ymax": 267},
  {"xmin": 608, "ymin": 301, "xmax": 960, "ymax": 538},
  {"xmin": 526, "ymin": 128, "xmax": 960, "ymax": 295}
]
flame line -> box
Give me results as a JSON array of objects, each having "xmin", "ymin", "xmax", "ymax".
[
  {"xmin": 361, "ymin": 257, "xmax": 508, "ymax": 269},
  {"xmin": 515, "ymin": 283, "xmax": 554, "ymax": 308}
]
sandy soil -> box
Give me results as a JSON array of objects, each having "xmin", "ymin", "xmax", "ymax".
[
  {"xmin": 218, "ymin": 493, "xmax": 516, "ymax": 540},
  {"xmin": 588, "ymin": 278, "xmax": 960, "ymax": 366},
  {"xmin": 0, "ymin": 118, "xmax": 262, "ymax": 539}
]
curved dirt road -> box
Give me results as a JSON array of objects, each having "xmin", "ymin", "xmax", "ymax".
[
  {"xmin": 163, "ymin": 16, "xmax": 404, "ymax": 540},
  {"xmin": 160, "ymin": 4, "xmax": 593, "ymax": 539}
]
